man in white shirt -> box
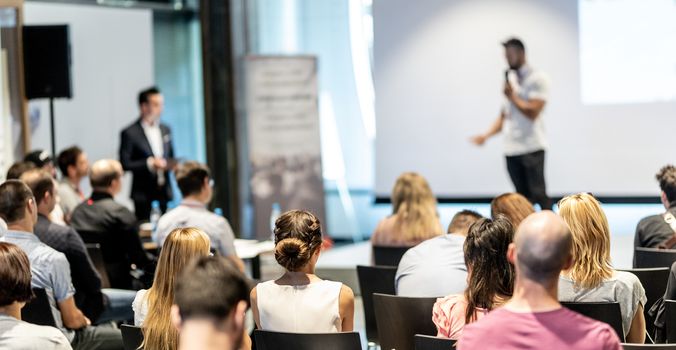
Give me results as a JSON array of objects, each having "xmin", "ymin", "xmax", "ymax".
[
  {"xmin": 471, "ymin": 37, "xmax": 551, "ymax": 209},
  {"xmin": 56, "ymin": 146, "xmax": 89, "ymax": 223},
  {"xmin": 396, "ymin": 210, "xmax": 483, "ymax": 297},
  {"xmin": 156, "ymin": 161, "xmax": 244, "ymax": 271}
]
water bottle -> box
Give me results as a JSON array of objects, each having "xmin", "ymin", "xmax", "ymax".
[
  {"xmin": 150, "ymin": 200, "xmax": 162, "ymax": 234},
  {"xmin": 269, "ymin": 202, "xmax": 281, "ymax": 241},
  {"xmin": 213, "ymin": 207, "xmax": 224, "ymax": 216}
]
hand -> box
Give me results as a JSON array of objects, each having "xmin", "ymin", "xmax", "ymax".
[
  {"xmin": 470, "ymin": 134, "xmax": 487, "ymax": 146},
  {"xmin": 151, "ymin": 157, "xmax": 168, "ymax": 170},
  {"xmin": 84, "ymin": 316, "xmax": 91, "ymax": 327},
  {"xmin": 503, "ymin": 82, "xmax": 514, "ymax": 100},
  {"xmin": 658, "ymin": 243, "xmax": 668, "ymax": 250}
]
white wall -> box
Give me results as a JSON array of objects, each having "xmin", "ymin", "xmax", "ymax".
[{"xmin": 374, "ymin": 0, "xmax": 676, "ymax": 197}]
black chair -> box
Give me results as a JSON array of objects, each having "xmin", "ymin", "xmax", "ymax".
[
  {"xmin": 253, "ymin": 330, "xmax": 362, "ymax": 350},
  {"xmin": 634, "ymin": 248, "xmax": 676, "ymax": 269},
  {"xmin": 622, "ymin": 344, "xmax": 676, "ymax": 349},
  {"xmin": 121, "ymin": 324, "xmax": 144, "ymax": 350},
  {"xmin": 85, "ymin": 243, "xmax": 112, "ymax": 289},
  {"xmin": 373, "ymin": 246, "xmax": 410, "ymax": 266},
  {"xmin": 373, "ymin": 293, "xmax": 437, "ymax": 350},
  {"xmin": 618, "ymin": 267, "xmax": 670, "ymax": 336},
  {"xmin": 561, "ymin": 301, "xmax": 625, "ymax": 342},
  {"xmin": 21, "ymin": 288, "xmax": 57, "ymax": 327},
  {"xmin": 414, "ymin": 334, "xmax": 455, "ymax": 350},
  {"xmin": 356, "ymin": 265, "xmax": 397, "ymax": 345},
  {"xmin": 665, "ymin": 300, "xmax": 676, "ymax": 343}
]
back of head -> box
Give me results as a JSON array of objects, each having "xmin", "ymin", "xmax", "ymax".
[
  {"xmin": 491, "ymin": 192, "xmax": 535, "ymax": 228},
  {"xmin": 0, "ymin": 242, "xmax": 34, "ymax": 307},
  {"xmin": 176, "ymin": 161, "xmax": 210, "ymax": 197},
  {"xmin": 557, "ymin": 193, "xmax": 612, "ymax": 289},
  {"xmin": 657, "ymin": 165, "xmax": 676, "ymax": 204},
  {"xmin": 143, "ymin": 228, "xmax": 211, "ymax": 350},
  {"xmin": 89, "ymin": 159, "xmax": 123, "ymax": 190},
  {"xmin": 20, "ymin": 169, "xmax": 54, "ymax": 206},
  {"xmin": 463, "ymin": 216, "xmax": 515, "ymax": 323},
  {"xmin": 513, "ymin": 211, "xmax": 572, "ymax": 284},
  {"xmin": 6, "ymin": 161, "xmax": 36, "ymax": 180},
  {"xmin": 24, "ymin": 150, "xmax": 53, "ymax": 169},
  {"xmin": 273, "ymin": 210, "xmax": 323, "ymax": 271},
  {"xmin": 57, "ymin": 146, "xmax": 83, "ymax": 176},
  {"xmin": 0, "ymin": 180, "xmax": 34, "ymax": 224},
  {"xmin": 447, "ymin": 210, "xmax": 483, "ymax": 235},
  {"xmin": 391, "ymin": 172, "xmax": 442, "ymax": 240}
]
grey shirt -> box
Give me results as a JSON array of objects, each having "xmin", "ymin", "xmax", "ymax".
[
  {"xmin": 395, "ymin": 234, "xmax": 467, "ymax": 297},
  {"xmin": 0, "ymin": 314, "xmax": 72, "ymax": 350},
  {"xmin": 58, "ymin": 179, "xmax": 84, "ymax": 219},
  {"xmin": 1, "ymin": 231, "xmax": 76, "ymax": 341},
  {"xmin": 558, "ymin": 271, "xmax": 647, "ymax": 337}
]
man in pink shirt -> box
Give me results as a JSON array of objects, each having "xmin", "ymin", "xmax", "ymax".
[{"xmin": 458, "ymin": 211, "xmax": 622, "ymax": 350}]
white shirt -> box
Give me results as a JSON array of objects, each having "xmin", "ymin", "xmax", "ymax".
[
  {"xmin": 141, "ymin": 119, "xmax": 165, "ymax": 185},
  {"xmin": 132, "ymin": 289, "xmax": 149, "ymax": 326},
  {"xmin": 0, "ymin": 314, "xmax": 72, "ymax": 350},
  {"xmin": 503, "ymin": 65, "xmax": 549, "ymax": 156}
]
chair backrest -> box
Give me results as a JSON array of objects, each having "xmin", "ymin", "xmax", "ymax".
[
  {"xmin": 618, "ymin": 267, "xmax": 670, "ymax": 336},
  {"xmin": 21, "ymin": 288, "xmax": 57, "ymax": 327},
  {"xmin": 634, "ymin": 247, "xmax": 676, "ymax": 268},
  {"xmin": 253, "ymin": 330, "xmax": 362, "ymax": 350},
  {"xmin": 372, "ymin": 246, "xmax": 410, "ymax": 266},
  {"xmin": 121, "ymin": 324, "xmax": 144, "ymax": 350},
  {"xmin": 85, "ymin": 243, "xmax": 112, "ymax": 289},
  {"xmin": 621, "ymin": 344, "xmax": 676, "ymax": 349},
  {"xmin": 356, "ymin": 265, "xmax": 397, "ymax": 344},
  {"xmin": 373, "ymin": 293, "xmax": 437, "ymax": 350},
  {"xmin": 665, "ymin": 300, "xmax": 676, "ymax": 343},
  {"xmin": 414, "ymin": 334, "xmax": 455, "ymax": 350},
  {"xmin": 561, "ymin": 301, "xmax": 625, "ymax": 342}
]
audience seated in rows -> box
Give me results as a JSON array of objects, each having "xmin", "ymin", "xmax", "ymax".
[
  {"xmin": 0, "ymin": 180, "xmax": 123, "ymax": 350},
  {"xmin": 0, "ymin": 241, "xmax": 72, "ymax": 349},
  {"xmin": 635, "ymin": 165, "xmax": 676, "ymax": 249},
  {"xmin": 371, "ymin": 172, "xmax": 443, "ymax": 247},
  {"xmin": 433, "ymin": 216, "xmax": 515, "ymax": 340},
  {"xmin": 70, "ymin": 159, "xmax": 152, "ymax": 289},
  {"xmin": 558, "ymin": 193, "xmax": 646, "ymax": 343},
  {"xmin": 490, "ymin": 192, "xmax": 535, "ymax": 228},
  {"xmin": 172, "ymin": 256, "xmax": 250, "ymax": 350},
  {"xmin": 156, "ymin": 161, "xmax": 244, "ymax": 270},
  {"xmin": 458, "ymin": 211, "xmax": 622, "ymax": 349},
  {"xmin": 134, "ymin": 227, "xmax": 211, "ymax": 350},
  {"xmin": 395, "ymin": 210, "xmax": 483, "ymax": 297},
  {"xmin": 251, "ymin": 210, "xmax": 355, "ymax": 332},
  {"xmin": 21, "ymin": 169, "xmax": 135, "ymax": 324},
  {"xmin": 57, "ymin": 146, "xmax": 89, "ymax": 223}
]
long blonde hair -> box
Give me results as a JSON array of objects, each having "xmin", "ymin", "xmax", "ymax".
[
  {"xmin": 141, "ymin": 228, "xmax": 210, "ymax": 350},
  {"xmin": 391, "ymin": 172, "xmax": 442, "ymax": 241},
  {"xmin": 558, "ymin": 193, "xmax": 613, "ymax": 289}
]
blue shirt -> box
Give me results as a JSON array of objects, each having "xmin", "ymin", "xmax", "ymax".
[{"xmin": 1, "ymin": 231, "xmax": 75, "ymax": 340}]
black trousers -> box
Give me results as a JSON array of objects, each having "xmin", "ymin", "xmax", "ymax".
[
  {"xmin": 133, "ymin": 197, "xmax": 168, "ymax": 222},
  {"xmin": 505, "ymin": 150, "xmax": 551, "ymax": 210}
]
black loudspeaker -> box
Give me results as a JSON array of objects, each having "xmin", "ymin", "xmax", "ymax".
[{"xmin": 23, "ymin": 25, "xmax": 72, "ymax": 99}]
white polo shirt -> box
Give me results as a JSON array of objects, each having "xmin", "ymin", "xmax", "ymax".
[{"xmin": 503, "ymin": 65, "xmax": 549, "ymax": 156}]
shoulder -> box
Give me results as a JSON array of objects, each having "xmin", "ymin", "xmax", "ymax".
[
  {"xmin": 433, "ymin": 294, "xmax": 468, "ymax": 315},
  {"xmin": 612, "ymin": 271, "xmax": 643, "ymax": 289},
  {"xmin": 339, "ymin": 283, "xmax": 354, "ymax": 301},
  {"xmin": 133, "ymin": 289, "xmax": 148, "ymax": 308},
  {"xmin": 11, "ymin": 320, "xmax": 71, "ymax": 346},
  {"xmin": 121, "ymin": 120, "xmax": 141, "ymax": 135}
]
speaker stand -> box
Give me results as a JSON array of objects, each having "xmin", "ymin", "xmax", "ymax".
[{"xmin": 49, "ymin": 97, "xmax": 56, "ymax": 157}]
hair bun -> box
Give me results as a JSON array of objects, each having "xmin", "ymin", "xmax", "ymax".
[{"xmin": 275, "ymin": 238, "xmax": 311, "ymax": 271}]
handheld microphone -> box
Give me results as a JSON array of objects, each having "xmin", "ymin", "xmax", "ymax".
[{"xmin": 504, "ymin": 69, "xmax": 511, "ymax": 83}]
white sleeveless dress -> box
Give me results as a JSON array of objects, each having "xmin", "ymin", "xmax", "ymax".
[{"xmin": 256, "ymin": 279, "xmax": 343, "ymax": 333}]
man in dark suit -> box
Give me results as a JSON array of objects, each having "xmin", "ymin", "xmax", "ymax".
[{"xmin": 119, "ymin": 87, "xmax": 174, "ymax": 221}]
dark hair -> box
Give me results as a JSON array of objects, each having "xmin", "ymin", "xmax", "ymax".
[
  {"xmin": 273, "ymin": 210, "xmax": 323, "ymax": 271},
  {"xmin": 657, "ymin": 165, "xmax": 676, "ymax": 203},
  {"xmin": 463, "ymin": 216, "xmax": 515, "ymax": 323},
  {"xmin": 502, "ymin": 37, "xmax": 525, "ymax": 52},
  {"xmin": 138, "ymin": 86, "xmax": 161, "ymax": 106},
  {"xmin": 0, "ymin": 242, "xmax": 34, "ymax": 307},
  {"xmin": 57, "ymin": 146, "xmax": 83, "ymax": 176},
  {"xmin": 6, "ymin": 161, "xmax": 36, "ymax": 180},
  {"xmin": 176, "ymin": 161, "xmax": 210, "ymax": 197},
  {"xmin": 174, "ymin": 256, "xmax": 249, "ymax": 320},
  {"xmin": 20, "ymin": 169, "xmax": 54, "ymax": 205},
  {"xmin": 0, "ymin": 180, "xmax": 34, "ymax": 223},
  {"xmin": 448, "ymin": 210, "xmax": 483, "ymax": 234}
]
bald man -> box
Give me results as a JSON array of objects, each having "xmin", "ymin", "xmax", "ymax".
[
  {"xmin": 70, "ymin": 160, "xmax": 152, "ymax": 290},
  {"xmin": 459, "ymin": 212, "xmax": 621, "ymax": 350}
]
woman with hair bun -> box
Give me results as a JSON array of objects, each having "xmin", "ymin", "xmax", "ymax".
[{"xmin": 251, "ymin": 210, "xmax": 355, "ymax": 333}]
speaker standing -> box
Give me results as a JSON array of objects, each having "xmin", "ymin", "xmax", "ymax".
[{"xmin": 471, "ymin": 38, "xmax": 551, "ymax": 210}]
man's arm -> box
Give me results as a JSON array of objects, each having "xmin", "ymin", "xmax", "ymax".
[
  {"xmin": 504, "ymin": 79, "xmax": 547, "ymax": 120},
  {"xmin": 119, "ymin": 129, "xmax": 150, "ymax": 172},
  {"xmin": 58, "ymin": 296, "xmax": 90, "ymax": 329},
  {"xmin": 470, "ymin": 112, "xmax": 505, "ymax": 146}
]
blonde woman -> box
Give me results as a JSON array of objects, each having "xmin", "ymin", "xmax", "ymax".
[
  {"xmin": 490, "ymin": 192, "xmax": 535, "ymax": 228},
  {"xmin": 132, "ymin": 227, "xmax": 211, "ymax": 350},
  {"xmin": 371, "ymin": 172, "xmax": 443, "ymax": 247},
  {"xmin": 558, "ymin": 193, "xmax": 646, "ymax": 343}
]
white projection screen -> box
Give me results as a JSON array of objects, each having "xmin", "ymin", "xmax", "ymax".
[{"xmin": 374, "ymin": 0, "xmax": 676, "ymax": 199}]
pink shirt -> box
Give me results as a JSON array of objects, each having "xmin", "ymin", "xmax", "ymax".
[
  {"xmin": 458, "ymin": 307, "xmax": 622, "ymax": 350},
  {"xmin": 432, "ymin": 294, "xmax": 488, "ymax": 340}
]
